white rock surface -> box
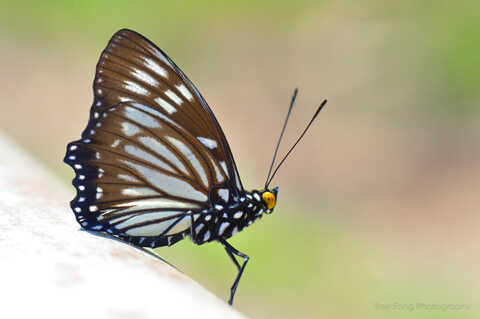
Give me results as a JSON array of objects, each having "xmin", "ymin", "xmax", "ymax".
[{"xmin": 0, "ymin": 135, "xmax": 247, "ymax": 319}]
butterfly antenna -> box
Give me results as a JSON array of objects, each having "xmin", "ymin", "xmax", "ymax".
[
  {"xmin": 264, "ymin": 88, "xmax": 298, "ymax": 188},
  {"xmin": 266, "ymin": 99, "xmax": 327, "ymax": 187}
]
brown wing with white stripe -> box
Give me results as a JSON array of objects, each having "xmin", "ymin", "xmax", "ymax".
[
  {"xmin": 90, "ymin": 29, "xmax": 244, "ymax": 195},
  {"xmin": 64, "ymin": 29, "xmax": 244, "ymax": 247}
]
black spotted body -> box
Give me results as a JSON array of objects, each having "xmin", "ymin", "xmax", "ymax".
[
  {"xmin": 117, "ymin": 190, "xmax": 273, "ymax": 248},
  {"xmin": 191, "ymin": 190, "xmax": 267, "ymax": 245}
]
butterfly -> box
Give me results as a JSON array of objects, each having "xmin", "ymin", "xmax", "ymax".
[{"xmin": 64, "ymin": 29, "xmax": 326, "ymax": 305}]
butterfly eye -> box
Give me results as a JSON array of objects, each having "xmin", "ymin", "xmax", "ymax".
[{"xmin": 262, "ymin": 191, "xmax": 276, "ymax": 210}]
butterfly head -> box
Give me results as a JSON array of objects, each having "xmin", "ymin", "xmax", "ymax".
[{"xmin": 260, "ymin": 186, "xmax": 278, "ymax": 214}]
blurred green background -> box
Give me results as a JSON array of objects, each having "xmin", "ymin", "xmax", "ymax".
[{"xmin": 1, "ymin": 1, "xmax": 479, "ymax": 318}]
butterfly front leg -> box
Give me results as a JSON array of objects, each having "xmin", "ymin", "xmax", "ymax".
[{"xmin": 219, "ymin": 239, "xmax": 249, "ymax": 306}]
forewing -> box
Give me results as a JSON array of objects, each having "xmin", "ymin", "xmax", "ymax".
[{"xmin": 90, "ymin": 29, "xmax": 244, "ymax": 195}]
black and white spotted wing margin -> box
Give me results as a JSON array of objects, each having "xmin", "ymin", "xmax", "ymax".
[{"xmin": 64, "ymin": 29, "xmax": 244, "ymax": 247}]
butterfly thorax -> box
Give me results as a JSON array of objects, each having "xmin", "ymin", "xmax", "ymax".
[{"xmin": 190, "ymin": 188, "xmax": 277, "ymax": 245}]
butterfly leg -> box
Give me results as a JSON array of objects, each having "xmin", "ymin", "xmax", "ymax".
[{"xmin": 219, "ymin": 239, "xmax": 249, "ymax": 306}]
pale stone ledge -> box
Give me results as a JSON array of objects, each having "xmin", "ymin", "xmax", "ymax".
[{"xmin": 0, "ymin": 134, "xmax": 247, "ymax": 319}]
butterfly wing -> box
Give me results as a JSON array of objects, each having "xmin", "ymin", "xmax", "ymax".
[
  {"xmin": 92, "ymin": 29, "xmax": 243, "ymax": 194},
  {"xmin": 64, "ymin": 29, "xmax": 244, "ymax": 247}
]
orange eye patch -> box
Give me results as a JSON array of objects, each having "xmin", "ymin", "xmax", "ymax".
[{"xmin": 262, "ymin": 191, "xmax": 276, "ymax": 209}]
